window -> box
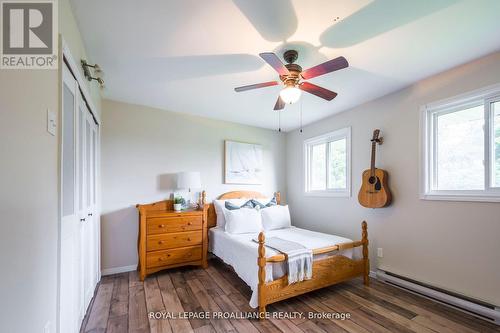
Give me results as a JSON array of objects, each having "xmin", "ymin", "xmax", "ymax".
[
  {"xmin": 421, "ymin": 85, "xmax": 500, "ymax": 201},
  {"xmin": 304, "ymin": 127, "xmax": 351, "ymax": 196},
  {"xmin": 491, "ymin": 100, "xmax": 500, "ymax": 187}
]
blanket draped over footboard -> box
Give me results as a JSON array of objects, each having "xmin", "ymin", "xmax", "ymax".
[
  {"xmin": 253, "ymin": 237, "xmax": 313, "ymax": 284},
  {"xmin": 256, "ymin": 221, "xmax": 370, "ymax": 318}
]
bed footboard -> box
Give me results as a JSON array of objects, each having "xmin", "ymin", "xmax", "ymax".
[{"xmin": 257, "ymin": 221, "xmax": 369, "ymax": 318}]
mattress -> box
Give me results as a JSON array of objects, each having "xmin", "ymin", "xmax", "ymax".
[{"xmin": 209, "ymin": 226, "xmax": 361, "ymax": 308}]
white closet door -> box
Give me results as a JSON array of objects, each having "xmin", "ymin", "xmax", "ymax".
[
  {"xmin": 81, "ymin": 99, "xmax": 98, "ymax": 309},
  {"xmin": 60, "ymin": 62, "xmax": 100, "ymax": 333},
  {"xmin": 60, "ymin": 64, "xmax": 83, "ymax": 333},
  {"xmin": 90, "ymin": 114, "xmax": 100, "ymax": 289}
]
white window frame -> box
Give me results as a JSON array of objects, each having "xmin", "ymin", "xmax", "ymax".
[
  {"xmin": 304, "ymin": 127, "xmax": 351, "ymax": 197},
  {"xmin": 420, "ymin": 83, "xmax": 500, "ymax": 202}
]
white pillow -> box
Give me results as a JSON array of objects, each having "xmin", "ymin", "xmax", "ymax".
[
  {"xmin": 224, "ymin": 208, "xmax": 262, "ymax": 234},
  {"xmin": 261, "ymin": 205, "xmax": 291, "ymax": 231},
  {"xmin": 213, "ymin": 199, "xmax": 246, "ymax": 229}
]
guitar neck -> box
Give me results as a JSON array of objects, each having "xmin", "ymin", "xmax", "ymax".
[{"xmin": 370, "ymin": 141, "xmax": 376, "ymax": 176}]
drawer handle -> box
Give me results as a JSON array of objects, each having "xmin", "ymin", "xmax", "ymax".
[
  {"xmin": 158, "ymin": 240, "xmax": 164, "ymax": 244},
  {"xmin": 188, "ymin": 222, "xmax": 192, "ymax": 225},
  {"xmin": 187, "ymin": 238, "xmax": 191, "ymax": 241},
  {"xmin": 158, "ymin": 254, "xmax": 171, "ymax": 261},
  {"xmin": 159, "ymin": 224, "xmax": 165, "ymax": 228}
]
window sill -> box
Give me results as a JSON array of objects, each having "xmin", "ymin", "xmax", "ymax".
[
  {"xmin": 305, "ymin": 190, "xmax": 351, "ymax": 198},
  {"xmin": 420, "ymin": 193, "xmax": 500, "ymax": 203}
]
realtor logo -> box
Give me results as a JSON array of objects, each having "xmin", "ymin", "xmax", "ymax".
[{"xmin": 1, "ymin": 1, "xmax": 58, "ymax": 69}]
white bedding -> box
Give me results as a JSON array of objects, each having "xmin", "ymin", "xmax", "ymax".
[{"xmin": 209, "ymin": 226, "xmax": 361, "ymax": 308}]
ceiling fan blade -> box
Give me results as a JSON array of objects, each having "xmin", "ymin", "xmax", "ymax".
[
  {"xmin": 300, "ymin": 56, "xmax": 348, "ymax": 80},
  {"xmin": 234, "ymin": 81, "xmax": 279, "ymax": 92},
  {"xmin": 274, "ymin": 96, "xmax": 285, "ymax": 110},
  {"xmin": 232, "ymin": 0, "xmax": 298, "ymax": 42},
  {"xmin": 299, "ymin": 82, "xmax": 338, "ymax": 101},
  {"xmin": 259, "ymin": 52, "xmax": 290, "ymax": 76}
]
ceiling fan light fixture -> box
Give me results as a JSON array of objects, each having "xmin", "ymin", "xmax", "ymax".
[{"xmin": 280, "ymin": 86, "xmax": 301, "ymax": 104}]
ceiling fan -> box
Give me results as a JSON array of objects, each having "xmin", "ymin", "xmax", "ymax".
[{"xmin": 234, "ymin": 50, "xmax": 348, "ymax": 110}]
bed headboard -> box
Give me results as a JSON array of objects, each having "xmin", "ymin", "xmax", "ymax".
[{"xmin": 206, "ymin": 191, "xmax": 281, "ymax": 228}]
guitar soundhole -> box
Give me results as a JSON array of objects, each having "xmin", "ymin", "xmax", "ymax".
[{"xmin": 369, "ymin": 176, "xmax": 382, "ymax": 191}]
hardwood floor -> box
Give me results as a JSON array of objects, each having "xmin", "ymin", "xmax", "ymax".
[{"xmin": 81, "ymin": 259, "xmax": 499, "ymax": 333}]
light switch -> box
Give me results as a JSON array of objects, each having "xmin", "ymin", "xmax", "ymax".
[
  {"xmin": 47, "ymin": 109, "xmax": 56, "ymax": 136},
  {"xmin": 377, "ymin": 248, "xmax": 383, "ymax": 258}
]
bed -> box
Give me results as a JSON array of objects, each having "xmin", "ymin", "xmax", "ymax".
[{"xmin": 205, "ymin": 191, "xmax": 370, "ymax": 317}]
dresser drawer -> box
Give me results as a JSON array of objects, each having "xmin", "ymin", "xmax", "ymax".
[
  {"xmin": 147, "ymin": 231, "xmax": 202, "ymax": 251},
  {"xmin": 147, "ymin": 216, "xmax": 202, "ymax": 234},
  {"xmin": 146, "ymin": 246, "xmax": 202, "ymax": 268}
]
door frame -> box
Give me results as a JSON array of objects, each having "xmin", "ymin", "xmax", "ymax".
[{"xmin": 58, "ymin": 36, "xmax": 101, "ymax": 333}]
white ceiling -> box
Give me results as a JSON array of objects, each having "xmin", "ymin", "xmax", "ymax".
[{"xmin": 70, "ymin": 0, "xmax": 500, "ymax": 131}]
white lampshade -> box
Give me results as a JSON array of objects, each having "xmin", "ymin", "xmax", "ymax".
[
  {"xmin": 279, "ymin": 86, "xmax": 301, "ymax": 104},
  {"xmin": 177, "ymin": 172, "xmax": 201, "ymax": 190}
]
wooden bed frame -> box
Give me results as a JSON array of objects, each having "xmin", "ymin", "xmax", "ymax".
[{"xmin": 207, "ymin": 190, "xmax": 370, "ymax": 317}]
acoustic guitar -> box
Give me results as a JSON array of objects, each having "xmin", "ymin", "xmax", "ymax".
[{"xmin": 358, "ymin": 129, "xmax": 392, "ymax": 208}]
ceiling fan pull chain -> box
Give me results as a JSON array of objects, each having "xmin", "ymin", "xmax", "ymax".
[{"xmin": 278, "ymin": 110, "xmax": 281, "ymax": 132}]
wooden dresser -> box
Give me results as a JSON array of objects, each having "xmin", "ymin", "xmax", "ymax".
[{"xmin": 136, "ymin": 197, "xmax": 208, "ymax": 281}]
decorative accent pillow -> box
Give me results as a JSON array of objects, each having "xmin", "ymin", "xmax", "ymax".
[
  {"xmin": 225, "ymin": 200, "xmax": 254, "ymax": 210},
  {"xmin": 213, "ymin": 199, "xmax": 246, "ymax": 229},
  {"xmin": 252, "ymin": 196, "xmax": 277, "ymax": 209},
  {"xmin": 261, "ymin": 205, "xmax": 291, "ymax": 231},
  {"xmin": 224, "ymin": 208, "xmax": 263, "ymax": 234}
]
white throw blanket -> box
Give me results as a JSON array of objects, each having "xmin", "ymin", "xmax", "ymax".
[{"xmin": 254, "ymin": 237, "xmax": 313, "ymax": 284}]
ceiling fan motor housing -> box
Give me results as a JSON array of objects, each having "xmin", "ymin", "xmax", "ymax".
[
  {"xmin": 282, "ymin": 63, "xmax": 302, "ymax": 87},
  {"xmin": 281, "ymin": 50, "xmax": 302, "ymax": 87},
  {"xmin": 283, "ymin": 50, "xmax": 299, "ymax": 64}
]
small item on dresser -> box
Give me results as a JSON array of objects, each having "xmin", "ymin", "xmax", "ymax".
[{"xmin": 173, "ymin": 196, "xmax": 185, "ymax": 212}]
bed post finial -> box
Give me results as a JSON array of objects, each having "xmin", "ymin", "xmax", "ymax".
[
  {"xmin": 257, "ymin": 232, "xmax": 266, "ymax": 318},
  {"xmin": 201, "ymin": 190, "xmax": 206, "ymax": 205},
  {"xmin": 362, "ymin": 221, "xmax": 370, "ymax": 286},
  {"xmin": 274, "ymin": 191, "xmax": 281, "ymax": 205}
]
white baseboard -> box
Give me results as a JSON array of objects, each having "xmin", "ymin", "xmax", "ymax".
[
  {"xmin": 101, "ymin": 265, "xmax": 136, "ymax": 276},
  {"xmin": 369, "ymin": 270, "xmax": 377, "ymax": 278}
]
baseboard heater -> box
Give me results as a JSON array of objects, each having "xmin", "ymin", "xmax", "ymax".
[{"xmin": 376, "ymin": 270, "xmax": 500, "ymax": 325}]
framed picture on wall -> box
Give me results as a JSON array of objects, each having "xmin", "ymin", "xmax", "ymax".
[{"xmin": 224, "ymin": 140, "xmax": 263, "ymax": 184}]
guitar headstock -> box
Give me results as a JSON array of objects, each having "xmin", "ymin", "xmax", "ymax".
[{"xmin": 371, "ymin": 129, "xmax": 383, "ymax": 144}]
